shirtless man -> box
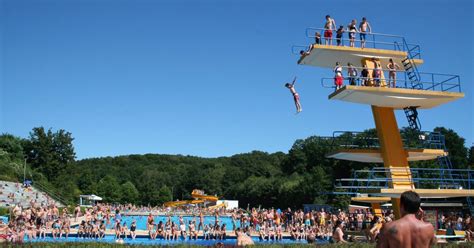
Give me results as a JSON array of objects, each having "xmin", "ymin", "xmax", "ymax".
[
  {"xmin": 324, "ymin": 15, "xmax": 337, "ymax": 45},
  {"xmin": 285, "ymin": 77, "xmax": 302, "ymax": 113},
  {"xmin": 359, "ymin": 17, "xmax": 372, "ymax": 48},
  {"xmin": 386, "ymin": 58, "xmax": 401, "ymax": 88},
  {"xmin": 377, "ymin": 191, "xmax": 436, "ymax": 248}
]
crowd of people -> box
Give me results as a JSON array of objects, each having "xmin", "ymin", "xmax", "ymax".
[
  {"xmin": 2, "ymin": 192, "xmax": 474, "ymax": 246},
  {"xmin": 332, "ymin": 57, "xmax": 402, "ymax": 90}
]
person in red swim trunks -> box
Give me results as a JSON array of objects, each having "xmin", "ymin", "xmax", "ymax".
[
  {"xmin": 285, "ymin": 77, "xmax": 302, "ymax": 114},
  {"xmin": 324, "ymin": 15, "xmax": 337, "ymax": 45},
  {"xmin": 334, "ymin": 62, "xmax": 344, "ymax": 91}
]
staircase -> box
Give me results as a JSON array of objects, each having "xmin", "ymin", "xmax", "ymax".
[
  {"xmin": 403, "ymin": 106, "xmax": 421, "ymax": 132},
  {"xmin": 398, "ymin": 37, "xmax": 473, "ymax": 213}
]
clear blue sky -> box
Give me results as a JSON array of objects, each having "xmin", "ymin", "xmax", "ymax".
[{"xmin": 1, "ymin": 0, "xmax": 473, "ymax": 159}]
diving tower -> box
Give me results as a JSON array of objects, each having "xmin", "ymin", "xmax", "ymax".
[{"xmin": 295, "ymin": 28, "xmax": 471, "ymax": 218}]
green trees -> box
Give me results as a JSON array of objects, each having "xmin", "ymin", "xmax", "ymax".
[
  {"xmin": 24, "ymin": 127, "xmax": 76, "ymax": 179},
  {"xmin": 434, "ymin": 127, "xmax": 468, "ymax": 169},
  {"xmin": 0, "ymin": 126, "xmax": 471, "ymax": 210}
]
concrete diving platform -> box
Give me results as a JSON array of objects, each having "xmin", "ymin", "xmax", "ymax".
[
  {"xmin": 298, "ymin": 44, "xmax": 424, "ymax": 68},
  {"xmin": 329, "ymin": 85, "xmax": 464, "ymax": 109},
  {"xmin": 326, "ymin": 148, "xmax": 447, "ymax": 163},
  {"xmin": 351, "ymin": 197, "xmax": 391, "ymax": 203},
  {"xmin": 364, "ymin": 188, "xmax": 474, "ymax": 198}
]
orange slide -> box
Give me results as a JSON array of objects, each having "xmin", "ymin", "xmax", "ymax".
[{"xmin": 164, "ymin": 189, "xmax": 218, "ymax": 207}]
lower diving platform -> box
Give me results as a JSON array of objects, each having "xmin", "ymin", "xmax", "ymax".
[
  {"xmin": 329, "ymin": 85, "xmax": 464, "ymax": 109},
  {"xmin": 351, "ymin": 197, "xmax": 391, "ymax": 203},
  {"xmin": 327, "ymin": 148, "xmax": 447, "ymax": 163},
  {"xmin": 364, "ymin": 188, "xmax": 474, "ymax": 198}
]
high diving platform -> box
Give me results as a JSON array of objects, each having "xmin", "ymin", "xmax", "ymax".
[
  {"xmin": 298, "ymin": 44, "xmax": 424, "ymax": 68},
  {"xmin": 328, "ymin": 85, "xmax": 464, "ymax": 109}
]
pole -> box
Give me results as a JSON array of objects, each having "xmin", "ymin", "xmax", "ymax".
[{"xmin": 23, "ymin": 157, "xmax": 27, "ymax": 184}]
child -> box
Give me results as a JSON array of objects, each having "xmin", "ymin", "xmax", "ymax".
[
  {"xmin": 315, "ymin": 32, "xmax": 322, "ymax": 45},
  {"xmin": 334, "ymin": 62, "xmax": 343, "ymax": 90},
  {"xmin": 336, "ymin": 26, "xmax": 344, "ymax": 46},
  {"xmin": 361, "ymin": 64, "xmax": 369, "ymax": 86},
  {"xmin": 285, "ymin": 77, "xmax": 302, "ymax": 113}
]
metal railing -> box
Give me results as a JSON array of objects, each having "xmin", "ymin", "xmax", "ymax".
[
  {"xmin": 302, "ymin": 27, "xmax": 421, "ymax": 58},
  {"xmin": 320, "ymin": 131, "xmax": 448, "ymax": 151},
  {"xmin": 33, "ymin": 181, "xmax": 67, "ymax": 206},
  {"xmin": 319, "ymin": 69, "xmax": 461, "ymax": 93},
  {"xmin": 335, "ymin": 167, "xmax": 474, "ymax": 191}
]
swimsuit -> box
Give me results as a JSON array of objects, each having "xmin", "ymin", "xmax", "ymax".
[
  {"xmin": 349, "ymin": 24, "xmax": 357, "ymax": 39},
  {"xmin": 293, "ymin": 93, "xmax": 300, "ymax": 101}
]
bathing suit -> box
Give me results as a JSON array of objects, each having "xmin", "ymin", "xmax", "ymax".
[
  {"xmin": 349, "ymin": 24, "xmax": 356, "ymax": 39},
  {"xmin": 293, "ymin": 93, "xmax": 300, "ymax": 101},
  {"xmin": 131, "ymin": 224, "xmax": 136, "ymax": 232},
  {"xmin": 324, "ymin": 30, "xmax": 333, "ymax": 38}
]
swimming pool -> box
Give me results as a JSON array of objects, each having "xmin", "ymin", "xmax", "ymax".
[
  {"xmin": 24, "ymin": 235, "xmax": 321, "ymax": 245},
  {"xmin": 106, "ymin": 215, "xmax": 240, "ymax": 231}
]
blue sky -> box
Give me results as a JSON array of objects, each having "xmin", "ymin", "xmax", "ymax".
[{"xmin": 1, "ymin": 0, "xmax": 472, "ymax": 159}]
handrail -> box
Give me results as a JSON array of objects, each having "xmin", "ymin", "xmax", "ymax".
[
  {"xmin": 33, "ymin": 181, "xmax": 67, "ymax": 206},
  {"xmin": 304, "ymin": 27, "xmax": 421, "ymax": 58},
  {"xmin": 325, "ymin": 130, "xmax": 447, "ymax": 150},
  {"xmin": 320, "ymin": 73, "xmax": 461, "ymax": 93}
]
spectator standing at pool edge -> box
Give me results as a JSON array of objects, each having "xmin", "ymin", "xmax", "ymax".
[
  {"xmin": 324, "ymin": 15, "xmax": 337, "ymax": 45},
  {"xmin": 377, "ymin": 191, "xmax": 436, "ymax": 248},
  {"xmin": 359, "ymin": 17, "xmax": 372, "ymax": 48}
]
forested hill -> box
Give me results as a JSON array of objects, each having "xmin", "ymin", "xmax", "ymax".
[{"xmin": 0, "ymin": 127, "xmax": 472, "ymax": 209}]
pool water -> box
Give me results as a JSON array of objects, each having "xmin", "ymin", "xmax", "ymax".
[
  {"xmin": 106, "ymin": 215, "xmax": 240, "ymax": 231},
  {"xmin": 24, "ymin": 235, "xmax": 321, "ymax": 245}
]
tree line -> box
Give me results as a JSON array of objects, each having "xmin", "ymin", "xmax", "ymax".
[{"xmin": 0, "ymin": 126, "xmax": 472, "ymax": 209}]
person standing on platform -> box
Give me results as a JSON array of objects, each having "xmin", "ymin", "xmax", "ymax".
[
  {"xmin": 387, "ymin": 58, "xmax": 401, "ymax": 88},
  {"xmin": 324, "ymin": 15, "xmax": 337, "ymax": 45},
  {"xmin": 285, "ymin": 77, "xmax": 302, "ymax": 113},
  {"xmin": 334, "ymin": 62, "xmax": 344, "ymax": 90},
  {"xmin": 376, "ymin": 191, "xmax": 436, "ymax": 248},
  {"xmin": 359, "ymin": 17, "xmax": 372, "ymax": 48},
  {"xmin": 336, "ymin": 26, "xmax": 344, "ymax": 46},
  {"xmin": 315, "ymin": 32, "xmax": 322, "ymax": 45},
  {"xmin": 347, "ymin": 63, "xmax": 358, "ymax": 85},
  {"xmin": 348, "ymin": 19, "xmax": 358, "ymax": 47},
  {"xmin": 372, "ymin": 58, "xmax": 382, "ymax": 86},
  {"xmin": 361, "ymin": 64, "xmax": 369, "ymax": 86}
]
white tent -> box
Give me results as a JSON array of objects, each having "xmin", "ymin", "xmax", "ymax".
[{"xmin": 79, "ymin": 194, "xmax": 103, "ymax": 206}]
